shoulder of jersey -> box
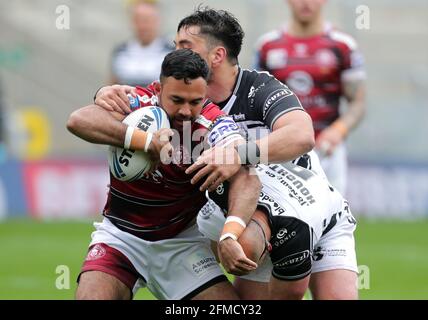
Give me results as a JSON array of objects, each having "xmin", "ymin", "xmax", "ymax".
[
  {"xmin": 134, "ymin": 84, "xmax": 159, "ymax": 108},
  {"xmin": 196, "ymin": 100, "xmax": 224, "ymax": 128},
  {"xmin": 242, "ymin": 67, "xmax": 276, "ymax": 85},
  {"xmin": 326, "ymin": 28, "xmax": 358, "ymax": 50},
  {"xmin": 255, "ymin": 29, "xmax": 283, "ymax": 49},
  {"xmin": 136, "ymin": 83, "xmax": 156, "ymax": 97}
]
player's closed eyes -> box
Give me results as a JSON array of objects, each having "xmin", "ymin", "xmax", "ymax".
[{"xmin": 171, "ymin": 97, "xmax": 184, "ymax": 104}]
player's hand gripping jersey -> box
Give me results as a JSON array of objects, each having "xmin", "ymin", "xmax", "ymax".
[{"xmin": 104, "ymin": 83, "xmax": 243, "ymax": 241}]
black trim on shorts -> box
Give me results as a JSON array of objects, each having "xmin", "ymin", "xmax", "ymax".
[
  {"xmin": 272, "ymin": 267, "xmax": 312, "ymax": 282},
  {"xmin": 181, "ymin": 275, "xmax": 228, "ymax": 300}
]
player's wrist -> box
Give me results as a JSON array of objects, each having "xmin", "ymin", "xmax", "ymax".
[
  {"xmin": 234, "ymin": 141, "xmax": 260, "ymax": 165},
  {"xmin": 124, "ymin": 127, "xmax": 152, "ymax": 152},
  {"xmin": 219, "ymin": 215, "xmax": 247, "ymax": 242},
  {"xmin": 93, "ymin": 86, "xmax": 108, "ymax": 102},
  {"xmin": 331, "ymin": 119, "xmax": 349, "ymax": 138}
]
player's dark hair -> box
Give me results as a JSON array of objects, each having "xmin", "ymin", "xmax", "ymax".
[
  {"xmin": 160, "ymin": 49, "xmax": 210, "ymax": 84},
  {"xmin": 177, "ymin": 6, "xmax": 244, "ymax": 65}
]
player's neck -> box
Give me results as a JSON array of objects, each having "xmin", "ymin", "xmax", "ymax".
[
  {"xmin": 289, "ymin": 16, "xmax": 324, "ymax": 38},
  {"xmin": 206, "ymin": 64, "xmax": 239, "ymax": 104}
]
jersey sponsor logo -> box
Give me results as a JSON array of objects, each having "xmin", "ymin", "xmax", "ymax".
[
  {"xmin": 315, "ymin": 49, "xmax": 338, "ymax": 68},
  {"xmin": 86, "ymin": 244, "xmax": 106, "ymax": 261},
  {"xmin": 248, "ymin": 86, "xmax": 255, "ymax": 98},
  {"xmin": 248, "ymin": 82, "xmax": 266, "ymax": 99},
  {"xmin": 266, "ymin": 48, "xmax": 288, "ymax": 69},
  {"xmin": 273, "ymin": 228, "xmax": 297, "ymax": 248},
  {"xmin": 277, "ymin": 228, "xmax": 288, "ymax": 239},
  {"xmin": 274, "ymin": 250, "xmax": 310, "ymax": 269},
  {"xmin": 294, "ymin": 43, "xmax": 308, "ymax": 57},
  {"xmin": 195, "ymin": 114, "xmax": 212, "ymax": 129},
  {"xmin": 313, "ymin": 246, "xmax": 324, "ymax": 261},
  {"xmin": 272, "ymin": 226, "xmax": 298, "ymax": 249},
  {"xmin": 141, "ymin": 169, "xmax": 163, "ymax": 184},
  {"xmin": 208, "ymin": 117, "xmax": 241, "ymax": 146},
  {"xmin": 216, "ymin": 183, "xmax": 225, "ymax": 195},
  {"xmin": 263, "ymin": 164, "xmax": 316, "ymax": 206},
  {"xmin": 199, "ymin": 201, "xmax": 216, "ymax": 219},
  {"xmin": 286, "ymin": 71, "xmax": 314, "ymax": 95},
  {"xmin": 232, "ymin": 113, "xmax": 246, "ymax": 122},
  {"xmin": 263, "ymin": 88, "xmax": 294, "ymax": 116},
  {"xmin": 248, "ymin": 83, "xmax": 266, "ymax": 107},
  {"xmin": 259, "ymin": 191, "xmax": 286, "ymax": 215},
  {"xmin": 188, "ymin": 251, "xmax": 218, "ymax": 277},
  {"xmin": 313, "ymin": 246, "xmax": 347, "ymax": 261}
]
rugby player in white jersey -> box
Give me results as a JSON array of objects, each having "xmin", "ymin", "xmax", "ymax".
[{"xmin": 203, "ymin": 162, "xmax": 358, "ymax": 299}]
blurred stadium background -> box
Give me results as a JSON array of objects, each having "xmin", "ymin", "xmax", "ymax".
[{"xmin": 0, "ymin": 0, "xmax": 427, "ymax": 299}]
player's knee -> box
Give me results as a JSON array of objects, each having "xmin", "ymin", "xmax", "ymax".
[
  {"xmin": 312, "ymin": 284, "xmax": 358, "ymax": 300},
  {"xmin": 281, "ymin": 285, "xmax": 307, "ymax": 300},
  {"xmin": 270, "ymin": 277, "xmax": 309, "ymax": 300},
  {"xmin": 310, "ymin": 270, "xmax": 358, "ymax": 300},
  {"xmin": 76, "ymin": 271, "xmax": 131, "ymax": 300},
  {"xmin": 75, "ymin": 285, "xmax": 95, "ymax": 300}
]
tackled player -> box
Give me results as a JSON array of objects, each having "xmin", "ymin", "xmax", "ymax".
[{"xmin": 67, "ymin": 49, "xmax": 261, "ymax": 300}]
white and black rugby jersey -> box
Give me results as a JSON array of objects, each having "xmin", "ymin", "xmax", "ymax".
[{"xmin": 216, "ymin": 67, "xmax": 320, "ymax": 172}]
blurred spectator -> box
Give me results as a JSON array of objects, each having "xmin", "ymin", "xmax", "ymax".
[
  {"xmin": 255, "ymin": 0, "xmax": 366, "ymax": 195},
  {"xmin": 110, "ymin": 0, "xmax": 173, "ymax": 86}
]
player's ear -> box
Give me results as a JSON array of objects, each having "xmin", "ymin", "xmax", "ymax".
[
  {"xmin": 210, "ymin": 46, "xmax": 227, "ymax": 68},
  {"xmin": 153, "ymin": 81, "xmax": 161, "ymax": 94}
]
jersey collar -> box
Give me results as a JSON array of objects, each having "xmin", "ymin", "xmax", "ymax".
[{"xmin": 218, "ymin": 67, "xmax": 244, "ymax": 114}]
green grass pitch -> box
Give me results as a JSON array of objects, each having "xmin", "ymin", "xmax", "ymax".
[{"xmin": 0, "ymin": 217, "xmax": 427, "ymax": 299}]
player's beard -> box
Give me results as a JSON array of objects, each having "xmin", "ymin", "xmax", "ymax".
[{"xmin": 171, "ymin": 115, "xmax": 194, "ymax": 132}]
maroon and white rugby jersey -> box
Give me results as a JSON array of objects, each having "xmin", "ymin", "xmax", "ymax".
[
  {"xmin": 256, "ymin": 23, "xmax": 365, "ymax": 137},
  {"xmin": 103, "ymin": 82, "xmax": 243, "ymax": 241}
]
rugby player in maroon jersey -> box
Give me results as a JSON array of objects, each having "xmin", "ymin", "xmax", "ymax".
[
  {"xmin": 67, "ymin": 49, "xmax": 261, "ymax": 300},
  {"xmin": 256, "ymin": 0, "xmax": 366, "ymax": 195}
]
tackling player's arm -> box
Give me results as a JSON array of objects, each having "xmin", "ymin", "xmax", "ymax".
[
  {"xmin": 186, "ymin": 114, "xmax": 258, "ymax": 192},
  {"xmin": 186, "ymin": 79, "xmax": 315, "ymax": 187},
  {"xmin": 94, "ymin": 85, "xmax": 136, "ymax": 114},
  {"xmin": 254, "ymin": 78, "xmax": 315, "ymax": 163},
  {"xmin": 194, "ymin": 112, "xmax": 261, "ymax": 274},
  {"xmin": 218, "ymin": 165, "xmax": 261, "ymax": 275}
]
